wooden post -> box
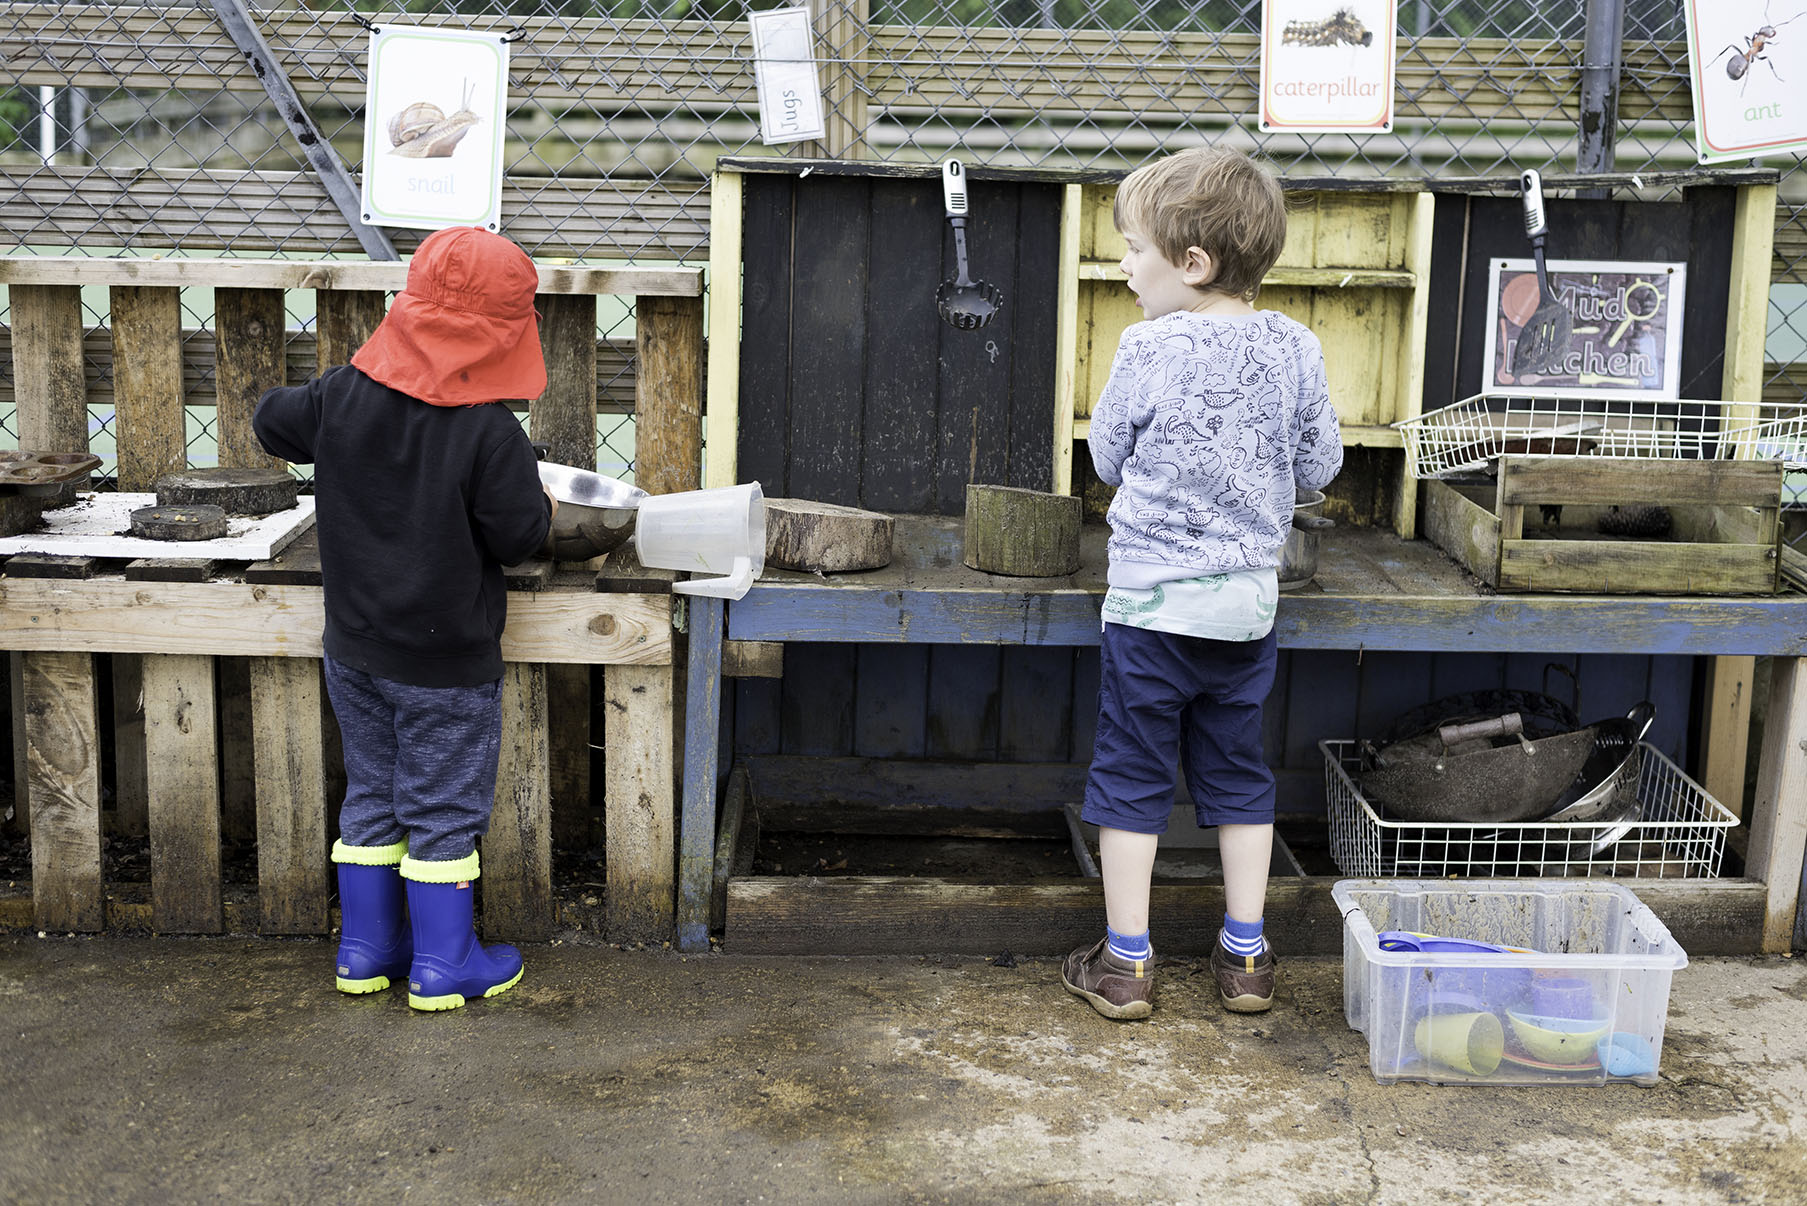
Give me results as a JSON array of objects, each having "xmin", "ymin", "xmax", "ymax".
[
  {"xmin": 482, "ymin": 661, "xmax": 553, "ymax": 942},
  {"xmin": 704, "ymin": 170, "xmax": 744, "ymax": 490},
  {"xmin": 142, "ymin": 653, "xmax": 223, "ymax": 934},
  {"xmin": 604, "ymin": 661, "xmax": 676, "ymax": 943},
  {"xmin": 315, "ymin": 289, "xmax": 385, "ymax": 373},
  {"xmin": 1748, "ymin": 657, "xmax": 1807, "ymax": 954},
  {"xmin": 532, "ymin": 292, "xmax": 599, "ymax": 470},
  {"xmin": 531, "ymin": 291, "xmax": 600, "ymax": 843},
  {"xmin": 7, "ymin": 283, "xmax": 90, "ymax": 841},
  {"xmin": 249, "ymin": 656, "xmax": 330, "ymax": 934},
  {"xmin": 109, "ymin": 284, "xmax": 188, "ymax": 490},
  {"xmin": 23, "ymin": 651, "xmax": 104, "ymax": 931},
  {"xmin": 213, "ymin": 286, "xmax": 287, "ymax": 469},
  {"xmin": 8, "ymin": 283, "xmax": 90, "ymax": 454},
  {"xmin": 678, "ymin": 595, "xmax": 724, "ymax": 952},
  {"xmin": 816, "ymin": 0, "xmax": 870, "ymax": 159},
  {"xmin": 634, "ymin": 294, "xmax": 705, "ymax": 495},
  {"xmin": 1703, "ymin": 656, "xmax": 1756, "ymax": 822}
]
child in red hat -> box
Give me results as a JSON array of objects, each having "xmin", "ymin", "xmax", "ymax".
[{"xmin": 255, "ymin": 225, "xmax": 557, "ymax": 1012}]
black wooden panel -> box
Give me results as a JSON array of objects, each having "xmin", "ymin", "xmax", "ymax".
[
  {"xmin": 925, "ymin": 645, "xmax": 1002, "ymax": 760},
  {"xmin": 1070, "ymin": 647, "xmax": 1100, "ymax": 765},
  {"xmin": 780, "ymin": 644, "xmax": 857, "ymax": 756},
  {"xmin": 1447, "ymin": 192, "xmax": 1735, "ymax": 402},
  {"xmin": 734, "ymin": 678, "xmax": 783, "ymax": 757},
  {"xmin": 854, "ymin": 645, "xmax": 929, "ymax": 758},
  {"xmin": 1007, "ymin": 185, "xmax": 1062, "ymax": 492},
  {"xmin": 1421, "ymin": 195, "xmax": 1472, "ymax": 413},
  {"xmin": 998, "ymin": 646, "xmax": 1075, "ymax": 761},
  {"xmin": 738, "ymin": 175, "xmax": 794, "ymax": 495},
  {"xmin": 789, "ymin": 178, "xmax": 869, "ymax": 506},
  {"xmin": 1679, "ymin": 188, "xmax": 1736, "ymax": 400},
  {"xmin": 861, "ymin": 180, "xmax": 942, "ymax": 513}
]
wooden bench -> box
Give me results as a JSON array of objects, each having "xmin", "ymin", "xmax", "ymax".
[{"xmin": 1, "ymin": 255, "xmax": 705, "ymax": 944}]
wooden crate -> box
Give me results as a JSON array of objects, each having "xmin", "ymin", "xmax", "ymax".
[{"xmin": 1422, "ymin": 456, "xmax": 1785, "ymax": 594}]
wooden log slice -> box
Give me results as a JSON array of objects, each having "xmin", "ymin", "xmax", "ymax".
[
  {"xmin": 962, "ymin": 484, "xmax": 1082, "ymax": 577},
  {"xmin": 764, "ymin": 498, "xmax": 894, "ymax": 573},
  {"xmin": 154, "ymin": 467, "xmax": 298, "ymax": 516},
  {"xmin": 130, "ymin": 504, "xmax": 228, "ymax": 542}
]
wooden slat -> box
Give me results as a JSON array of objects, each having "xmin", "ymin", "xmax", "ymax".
[
  {"xmin": 0, "ymin": 579, "xmax": 675, "ymax": 664},
  {"xmin": 0, "ymin": 327, "xmax": 647, "ymax": 416},
  {"xmin": 634, "ymin": 295, "xmax": 706, "ymax": 495},
  {"xmin": 1497, "ymin": 540, "xmax": 1777, "ymax": 595},
  {"xmin": 0, "ymin": 256, "xmax": 703, "ymax": 297},
  {"xmin": 532, "ymin": 293, "xmax": 600, "ymax": 472},
  {"xmin": 108, "ymin": 284, "xmax": 186, "ymax": 491},
  {"xmin": 703, "ymin": 168, "xmax": 744, "ymax": 489},
  {"xmin": 604, "ymin": 662, "xmax": 676, "ymax": 943},
  {"xmin": 314, "ymin": 290, "xmax": 385, "ymax": 376},
  {"xmin": 23, "ymin": 650, "xmax": 103, "ymax": 932},
  {"xmin": 216, "ymin": 657, "xmax": 255, "ymax": 843},
  {"xmin": 1748, "ymin": 657, "xmax": 1807, "ymax": 954},
  {"xmin": 249, "ymin": 656, "xmax": 329, "ymax": 935},
  {"xmin": 724, "ymin": 874, "xmax": 1769, "ymax": 956},
  {"xmin": 0, "ymin": 7, "xmax": 1692, "ymax": 123},
  {"xmin": 678, "ymin": 594, "xmax": 725, "ymax": 952},
  {"xmin": 1702, "ymin": 656, "xmax": 1756, "ymax": 824},
  {"xmin": 6, "ymin": 282, "xmax": 89, "ymax": 453},
  {"xmin": 483, "ymin": 662, "xmax": 554, "ymax": 942},
  {"xmin": 141, "ymin": 652, "xmax": 222, "ymax": 934},
  {"xmin": 212, "ymin": 287, "xmax": 288, "ymax": 471},
  {"xmin": 1497, "ymin": 458, "xmax": 1784, "ymax": 507}
]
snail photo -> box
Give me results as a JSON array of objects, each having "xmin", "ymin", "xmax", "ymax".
[{"xmin": 386, "ymin": 80, "xmax": 481, "ymax": 158}]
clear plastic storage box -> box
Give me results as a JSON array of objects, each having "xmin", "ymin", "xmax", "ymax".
[{"xmin": 1334, "ymin": 879, "xmax": 1687, "ymax": 1086}]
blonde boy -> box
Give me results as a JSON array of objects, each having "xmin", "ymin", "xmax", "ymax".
[{"xmin": 1062, "ymin": 147, "xmax": 1342, "ymax": 1020}]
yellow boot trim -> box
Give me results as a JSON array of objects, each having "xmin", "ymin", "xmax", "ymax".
[
  {"xmin": 407, "ymin": 965, "xmax": 522, "ymax": 1012},
  {"xmin": 331, "ymin": 839, "xmax": 408, "ymax": 867},
  {"xmin": 400, "ymin": 851, "xmax": 480, "ymax": 883},
  {"xmin": 337, "ymin": 972, "xmax": 393, "ymax": 994}
]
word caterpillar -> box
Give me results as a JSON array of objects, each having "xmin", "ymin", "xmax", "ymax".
[{"xmin": 1281, "ymin": 8, "xmax": 1374, "ymax": 47}]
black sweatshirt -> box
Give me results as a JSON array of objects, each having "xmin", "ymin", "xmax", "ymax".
[{"xmin": 253, "ymin": 365, "xmax": 552, "ymax": 688}]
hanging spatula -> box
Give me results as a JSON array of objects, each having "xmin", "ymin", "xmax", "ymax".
[
  {"xmin": 935, "ymin": 158, "xmax": 1002, "ymax": 331},
  {"xmin": 1510, "ymin": 168, "xmax": 1572, "ymax": 378}
]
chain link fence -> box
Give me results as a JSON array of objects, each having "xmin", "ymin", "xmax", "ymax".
[{"xmin": 0, "ymin": 0, "xmax": 1802, "ymax": 512}]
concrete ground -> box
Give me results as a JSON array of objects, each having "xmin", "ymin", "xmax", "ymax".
[{"xmin": 1, "ymin": 935, "xmax": 1803, "ymax": 1205}]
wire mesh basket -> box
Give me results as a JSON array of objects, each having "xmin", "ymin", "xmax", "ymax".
[
  {"xmin": 1323, "ymin": 739, "xmax": 1737, "ymax": 879},
  {"xmin": 1394, "ymin": 393, "xmax": 1807, "ymax": 479}
]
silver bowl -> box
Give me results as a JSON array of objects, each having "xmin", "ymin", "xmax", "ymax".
[{"xmin": 541, "ymin": 500, "xmax": 637, "ymax": 561}]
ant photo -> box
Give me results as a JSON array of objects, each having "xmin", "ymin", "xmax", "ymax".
[{"xmin": 1707, "ymin": 0, "xmax": 1807, "ymax": 93}]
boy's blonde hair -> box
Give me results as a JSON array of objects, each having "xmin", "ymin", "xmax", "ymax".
[{"xmin": 1113, "ymin": 147, "xmax": 1287, "ymax": 302}]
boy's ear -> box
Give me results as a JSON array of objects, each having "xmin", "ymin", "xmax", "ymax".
[{"xmin": 1182, "ymin": 246, "xmax": 1217, "ymax": 287}]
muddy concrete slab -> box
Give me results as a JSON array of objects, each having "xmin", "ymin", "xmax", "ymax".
[{"xmin": 1, "ymin": 936, "xmax": 1802, "ymax": 1204}]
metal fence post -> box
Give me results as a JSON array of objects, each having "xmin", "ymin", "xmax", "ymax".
[{"xmin": 1577, "ymin": 0, "xmax": 1626, "ymax": 198}]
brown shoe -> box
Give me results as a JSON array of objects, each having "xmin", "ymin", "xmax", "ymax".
[
  {"xmin": 1062, "ymin": 938, "xmax": 1154, "ymax": 1020},
  {"xmin": 1211, "ymin": 939, "xmax": 1276, "ymax": 1013}
]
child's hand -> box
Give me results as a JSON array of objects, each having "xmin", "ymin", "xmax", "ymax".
[{"xmin": 543, "ymin": 484, "xmax": 560, "ymax": 520}]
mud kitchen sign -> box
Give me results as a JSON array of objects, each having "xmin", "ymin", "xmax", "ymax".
[
  {"xmin": 1682, "ymin": 0, "xmax": 1807, "ymax": 163},
  {"xmin": 361, "ymin": 26, "xmax": 508, "ymax": 232},
  {"xmin": 1483, "ymin": 260, "xmax": 1688, "ymax": 398},
  {"xmin": 1259, "ymin": 0, "xmax": 1396, "ymax": 133},
  {"xmin": 750, "ymin": 7, "xmax": 826, "ymax": 146}
]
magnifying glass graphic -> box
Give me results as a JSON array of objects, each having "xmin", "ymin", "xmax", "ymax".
[{"xmin": 1607, "ymin": 280, "xmax": 1662, "ymax": 348}]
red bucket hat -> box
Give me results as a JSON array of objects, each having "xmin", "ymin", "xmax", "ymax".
[{"xmin": 352, "ymin": 226, "xmax": 547, "ymax": 406}]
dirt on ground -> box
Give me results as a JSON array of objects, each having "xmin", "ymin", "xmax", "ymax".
[{"xmin": 2, "ymin": 934, "xmax": 1802, "ymax": 1204}]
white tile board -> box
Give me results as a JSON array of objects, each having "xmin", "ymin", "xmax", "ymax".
[{"xmin": 0, "ymin": 493, "xmax": 316, "ymax": 561}]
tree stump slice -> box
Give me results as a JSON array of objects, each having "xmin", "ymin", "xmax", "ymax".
[
  {"xmin": 130, "ymin": 505, "xmax": 228, "ymax": 542},
  {"xmin": 155, "ymin": 467, "xmax": 298, "ymax": 516},
  {"xmin": 765, "ymin": 498, "xmax": 894, "ymax": 573},
  {"xmin": 962, "ymin": 485, "xmax": 1082, "ymax": 577}
]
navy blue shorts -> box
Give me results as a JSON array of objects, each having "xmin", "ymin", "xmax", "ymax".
[{"xmin": 1082, "ymin": 622, "xmax": 1278, "ymax": 834}]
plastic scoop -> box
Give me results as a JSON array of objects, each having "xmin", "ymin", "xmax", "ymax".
[{"xmin": 934, "ymin": 158, "xmax": 1002, "ymax": 331}]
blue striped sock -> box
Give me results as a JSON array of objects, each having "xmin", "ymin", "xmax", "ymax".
[
  {"xmin": 1221, "ymin": 914, "xmax": 1267, "ymax": 957},
  {"xmin": 1107, "ymin": 926, "xmax": 1152, "ymax": 961}
]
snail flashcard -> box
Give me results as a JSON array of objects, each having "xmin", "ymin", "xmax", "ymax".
[{"xmin": 360, "ymin": 25, "xmax": 509, "ymax": 232}]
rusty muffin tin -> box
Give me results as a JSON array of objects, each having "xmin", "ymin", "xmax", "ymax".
[{"xmin": 0, "ymin": 450, "xmax": 102, "ymax": 496}]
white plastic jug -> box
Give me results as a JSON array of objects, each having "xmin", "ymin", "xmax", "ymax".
[{"xmin": 633, "ymin": 482, "xmax": 766, "ymax": 600}]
